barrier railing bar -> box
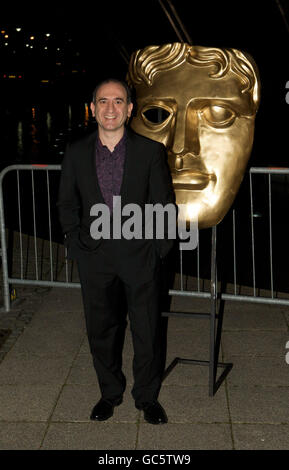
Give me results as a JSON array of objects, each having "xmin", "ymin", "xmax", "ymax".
[
  {"xmin": 249, "ymin": 171, "xmax": 256, "ymax": 296},
  {"xmin": 197, "ymin": 237, "xmax": 200, "ymax": 292},
  {"xmin": 250, "ymin": 167, "xmax": 289, "ymax": 174},
  {"xmin": 232, "ymin": 209, "xmax": 237, "ymax": 295},
  {"xmin": 16, "ymin": 170, "xmax": 24, "ymax": 280},
  {"xmin": 268, "ymin": 174, "xmax": 274, "ymax": 298},
  {"xmin": 209, "ymin": 226, "xmax": 217, "ymax": 394},
  {"xmin": 65, "ymin": 248, "xmax": 69, "ymax": 282},
  {"xmin": 180, "ymin": 243, "xmax": 183, "ymax": 290},
  {"xmin": 8, "ymin": 278, "xmax": 80, "ymax": 288},
  {"xmin": 0, "ymin": 172, "xmax": 10, "ymax": 312},
  {"xmin": 168, "ymin": 289, "xmax": 289, "ymax": 306},
  {"xmin": 46, "ymin": 170, "xmax": 53, "ymax": 282},
  {"xmin": 31, "ymin": 170, "xmax": 39, "ymax": 280},
  {"xmin": 5, "ymin": 279, "xmax": 287, "ymax": 306}
]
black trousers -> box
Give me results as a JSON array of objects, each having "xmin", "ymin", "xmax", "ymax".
[{"xmin": 76, "ymin": 242, "xmax": 163, "ymax": 407}]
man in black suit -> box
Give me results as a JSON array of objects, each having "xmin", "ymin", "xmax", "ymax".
[{"xmin": 57, "ymin": 78, "xmax": 175, "ymax": 424}]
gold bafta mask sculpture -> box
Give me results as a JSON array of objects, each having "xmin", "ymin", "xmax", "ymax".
[{"xmin": 127, "ymin": 43, "xmax": 261, "ymax": 228}]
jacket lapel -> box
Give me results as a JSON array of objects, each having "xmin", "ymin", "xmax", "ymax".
[
  {"xmin": 120, "ymin": 129, "xmax": 134, "ymax": 201},
  {"xmin": 89, "ymin": 131, "xmax": 105, "ymax": 203}
]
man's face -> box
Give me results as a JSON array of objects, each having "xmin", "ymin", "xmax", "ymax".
[
  {"xmin": 130, "ymin": 62, "xmax": 256, "ymax": 228},
  {"xmin": 91, "ymin": 81, "xmax": 133, "ymax": 133}
]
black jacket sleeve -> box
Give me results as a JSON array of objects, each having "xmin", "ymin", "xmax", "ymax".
[{"xmin": 57, "ymin": 144, "xmax": 81, "ymax": 243}]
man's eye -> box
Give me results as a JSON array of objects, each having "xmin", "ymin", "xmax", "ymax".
[
  {"xmin": 142, "ymin": 107, "xmax": 170, "ymax": 124},
  {"xmin": 202, "ymin": 105, "xmax": 236, "ymax": 127}
]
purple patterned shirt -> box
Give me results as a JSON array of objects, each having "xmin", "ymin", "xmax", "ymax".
[{"xmin": 95, "ymin": 131, "xmax": 127, "ymax": 212}]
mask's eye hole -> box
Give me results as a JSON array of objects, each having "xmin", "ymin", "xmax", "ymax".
[
  {"xmin": 142, "ymin": 107, "xmax": 170, "ymax": 124},
  {"xmin": 202, "ymin": 105, "xmax": 236, "ymax": 127}
]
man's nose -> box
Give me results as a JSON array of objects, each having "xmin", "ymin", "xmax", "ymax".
[
  {"xmin": 106, "ymin": 100, "xmax": 115, "ymax": 112},
  {"xmin": 171, "ymin": 106, "xmax": 201, "ymax": 157}
]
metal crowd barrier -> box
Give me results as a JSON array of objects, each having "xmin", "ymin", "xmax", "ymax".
[{"xmin": 1, "ymin": 165, "xmax": 289, "ymax": 314}]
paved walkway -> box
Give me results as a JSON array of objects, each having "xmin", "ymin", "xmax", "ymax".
[{"xmin": 0, "ymin": 283, "xmax": 289, "ymax": 450}]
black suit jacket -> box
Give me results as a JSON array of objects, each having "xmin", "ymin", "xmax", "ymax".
[{"xmin": 57, "ymin": 128, "xmax": 175, "ymax": 282}]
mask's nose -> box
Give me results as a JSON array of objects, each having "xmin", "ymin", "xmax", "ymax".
[{"xmin": 171, "ymin": 106, "xmax": 201, "ymax": 169}]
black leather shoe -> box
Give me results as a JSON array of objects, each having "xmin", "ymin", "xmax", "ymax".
[
  {"xmin": 90, "ymin": 398, "xmax": 122, "ymax": 421},
  {"xmin": 137, "ymin": 401, "xmax": 168, "ymax": 425}
]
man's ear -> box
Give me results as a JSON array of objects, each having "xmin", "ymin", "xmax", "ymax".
[
  {"xmin": 90, "ymin": 102, "xmax": 96, "ymax": 117},
  {"xmin": 127, "ymin": 102, "xmax": 133, "ymax": 118}
]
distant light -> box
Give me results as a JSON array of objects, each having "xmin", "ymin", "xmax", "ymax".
[
  {"xmin": 16, "ymin": 28, "xmax": 22, "ymax": 32},
  {"xmin": 56, "ymin": 48, "xmax": 60, "ymax": 51},
  {"xmin": 4, "ymin": 34, "xmax": 8, "ymax": 38},
  {"xmin": 18, "ymin": 75, "xmax": 22, "ymax": 79},
  {"xmin": 30, "ymin": 45, "xmax": 33, "ymax": 49},
  {"xmin": 9, "ymin": 75, "xmax": 16, "ymax": 79},
  {"xmin": 1, "ymin": 30, "xmax": 5, "ymax": 34},
  {"xmin": 41, "ymin": 79, "xmax": 49, "ymax": 83},
  {"xmin": 30, "ymin": 36, "xmax": 35, "ymax": 40},
  {"xmin": 4, "ymin": 42, "xmax": 8, "ymax": 46},
  {"xmin": 45, "ymin": 33, "xmax": 50, "ymax": 37},
  {"xmin": 25, "ymin": 44, "xmax": 29, "ymax": 47},
  {"xmin": 44, "ymin": 46, "xmax": 48, "ymax": 50}
]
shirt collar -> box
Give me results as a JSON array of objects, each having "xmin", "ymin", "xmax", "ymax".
[{"xmin": 96, "ymin": 129, "xmax": 127, "ymax": 160}]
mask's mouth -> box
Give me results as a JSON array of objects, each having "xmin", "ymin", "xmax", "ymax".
[{"xmin": 172, "ymin": 170, "xmax": 216, "ymax": 190}]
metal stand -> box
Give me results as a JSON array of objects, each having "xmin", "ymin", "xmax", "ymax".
[{"xmin": 162, "ymin": 226, "xmax": 233, "ymax": 396}]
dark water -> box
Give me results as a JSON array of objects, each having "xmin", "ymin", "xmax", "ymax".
[
  {"xmin": 0, "ymin": 99, "xmax": 95, "ymax": 169},
  {"xmin": 0, "ymin": 92, "xmax": 97, "ymax": 250}
]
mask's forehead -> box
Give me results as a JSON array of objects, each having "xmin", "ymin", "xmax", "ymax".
[{"xmin": 135, "ymin": 62, "xmax": 252, "ymax": 115}]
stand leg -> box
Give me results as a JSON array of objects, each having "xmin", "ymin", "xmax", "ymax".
[
  {"xmin": 209, "ymin": 226, "xmax": 217, "ymax": 396},
  {"xmin": 162, "ymin": 225, "xmax": 233, "ymax": 396}
]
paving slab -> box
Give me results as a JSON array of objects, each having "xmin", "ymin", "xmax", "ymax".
[
  {"xmin": 137, "ymin": 423, "xmax": 233, "ymax": 450},
  {"xmin": 222, "ymin": 330, "xmax": 289, "ymax": 358},
  {"xmin": 38, "ymin": 288, "xmax": 83, "ymax": 313},
  {"xmin": 228, "ymin": 385, "xmax": 289, "ymax": 424},
  {"xmin": 10, "ymin": 324, "xmax": 85, "ymax": 355},
  {"xmin": 222, "ymin": 301, "xmax": 288, "ymax": 331},
  {"xmin": 41, "ymin": 422, "xmax": 138, "ymax": 450},
  {"xmin": 232, "ymin": 423, "xmax": 289, "ymax": 450},
  {"xmin": 28, "ymin": 308, "xmax": 86, "ymax": 331},
  {"xmin": 0, "ymin": 422, "xmax": 47, "ymax": 450},
  {"xmin": 0, "ymin": 384, "xmax": 62, "ymax": 421},
  {"xmin": 166, "ymin": 323, "xmax": 211, "ymax": 360},
  {"xmin": 0, "ymin": 353, "xmax": 74, "ymax": 385},
  {"xmin": 51, "ymin": 385, "xmax": 139, "ymax": 423},
  {"xmin": 153, "ymin": 385, "xmax": 229, "ymax": 424},
  {"xmin": 226, "ymin": 356, "xmax": 289, "ymax": 386},
  {"xmin": 162, "ymin": 362, "xmax": 211, "ymax": 387}
]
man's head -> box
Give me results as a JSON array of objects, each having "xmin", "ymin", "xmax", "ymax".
[
  {"xmin": 127, "ymin": 43, "xmax": 261, "ymax": 228},
  {"xmin": 91, "ymin": 78, "xmax": 133, "ymax": 134}
]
